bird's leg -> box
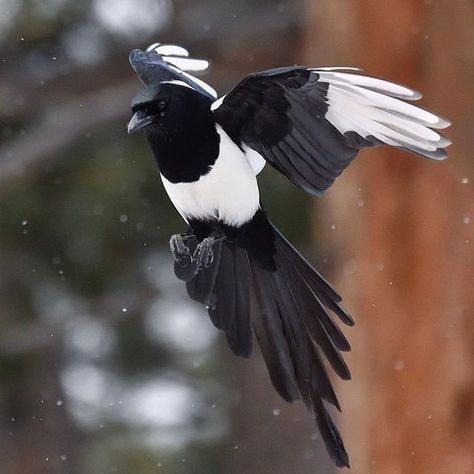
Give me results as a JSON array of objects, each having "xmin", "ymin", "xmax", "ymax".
[
  {"xmin": 169, "ymin": 233, "xmax": 193, "ymax": 267},
  {"xmin": 193, "ymin": 233, "xmax": 225, "ymax": 272}
]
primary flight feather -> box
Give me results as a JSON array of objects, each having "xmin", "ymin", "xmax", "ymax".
[{"xmin": 127, "ymin": 43, "xmax": 451, "ymax": 468}]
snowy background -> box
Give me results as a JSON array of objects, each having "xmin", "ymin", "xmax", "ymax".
[{"xmin": 0, "ymin": 1, "xmax": 472, "ymax": 473}]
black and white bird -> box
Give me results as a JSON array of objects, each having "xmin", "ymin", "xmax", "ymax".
[{"xmin": 127, "ymin": 43, "xmax": 451, "ymax": 468}]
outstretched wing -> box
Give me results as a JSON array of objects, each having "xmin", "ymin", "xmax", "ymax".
[
  {"xmin": 129, "ymin": 43, "xmax": 217, "ymax": 99},
  {"xmin": 212, "ymin": 67, "xmax": 451, "ymax": 195}
]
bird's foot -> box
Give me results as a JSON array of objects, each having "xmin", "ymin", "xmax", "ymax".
[
  {"xmin": 169, "ymin": 233, "xmax": 193, "ymax": 267},
  {"xmin": 193, "ymin": 234, "xmax": 225, "ymax": 272}
]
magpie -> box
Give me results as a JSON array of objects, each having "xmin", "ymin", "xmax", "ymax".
[{"xmin": 127, "ymin": 43, "xmax": 451, "ymax": 468}]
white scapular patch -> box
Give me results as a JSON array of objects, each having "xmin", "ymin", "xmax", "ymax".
[
  {"xmin": 211, "ymin": 98, "xmax": 266, "ymax": 174},
  {"xmin": 314, "ymin": 70, "xmax": 451, "ymax": 159},
  {"xmin": 211, "ymin": 95, "xmax": 226, "ymax": 111},
  {"xmin": 161, "ymin": 125, "xmax": 260, "ymax": 227},
  {"xmin": 243, "ymin": 144, "xmax": 266, "ymax": 174}
]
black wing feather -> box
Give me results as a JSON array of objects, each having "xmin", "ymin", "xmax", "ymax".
[{"xmin": 213, "ymin": 68, "xmax": 358, "ymax": 194}]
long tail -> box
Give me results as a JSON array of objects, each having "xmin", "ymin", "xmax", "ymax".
[{"xmin": 177, "ymin": 210, "xmax": 353, "ymax": 468}]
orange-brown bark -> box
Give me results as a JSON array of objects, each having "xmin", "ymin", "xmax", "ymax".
[{"xmin": 305, "ymin": 1, "xmax": 474, "ymax": 472}]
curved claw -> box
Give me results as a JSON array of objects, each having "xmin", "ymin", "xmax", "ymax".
[
  {"xmin": 171, "ymin": 234, "xmax": 198, "ymax": 282},
  {"xmin": 193, "ymin": 237, "xmax": 216, "ymax": 272},
  {"xmin": 170, "ymin": 234, "xmax": 190, "ymax": 267}
]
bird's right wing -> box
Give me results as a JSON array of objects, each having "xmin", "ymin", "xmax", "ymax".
[
  {"xmin": 129, "ymin": 43, "xmax": 217, "ymax": 99},
  {"xmin": 212, "ymin": 67, "xmax": 451, "ymax": 195}
]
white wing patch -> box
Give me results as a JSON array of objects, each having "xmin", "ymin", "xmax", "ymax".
[
  {"xmin": 315, "ymin": 70, "xmax": 422, "ymax": 99},
  {"xmin": 147, "ymin": 43, "xmax": 190, "ymax": 57},
  {"xmin": 163, "ymin": 56, "xmax": 210, "ymax": 73},
  {"xmin": 146, "ymin": 42, "xmax": 210, "ymax": 72},
  {"xmin": 314, "ymin": 70, "xmax": 451, "ymax": 160},
  {"xmin": 314, "ymin": 66, "xmax": 363, "ymax": 72}
]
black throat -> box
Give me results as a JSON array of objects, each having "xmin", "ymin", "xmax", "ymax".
[{"xmin": 144, "ymin": 88, "xmax": 220, "ymax": 183}]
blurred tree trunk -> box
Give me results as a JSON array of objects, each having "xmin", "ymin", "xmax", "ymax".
[{"xmin": 304, "ymin": 1, "xmax": 474, "ymax": 473}]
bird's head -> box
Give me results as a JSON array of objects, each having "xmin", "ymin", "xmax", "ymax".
[
  {"xmin": 127, "ymin": 44, "xmax": 216, "ymax": 138},
  {"xmin": 128, "ymin": 83, "xmax": 169, "ymax": 134},
  {"xmin": 128, "ymin": 81, "xmax": 212, "ymax": 138}
]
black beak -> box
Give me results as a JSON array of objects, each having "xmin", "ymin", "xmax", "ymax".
[{"xmin": 127, "ymin": 110, "xmax": 153, "ymax": 134}]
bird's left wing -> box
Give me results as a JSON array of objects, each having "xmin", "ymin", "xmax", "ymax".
[{"xmin": 212, "ymin": 67, "xmax": 451, "ymax": 195}]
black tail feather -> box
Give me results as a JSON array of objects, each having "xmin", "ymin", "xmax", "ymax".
[
  {"xmin": 269, "ymin": 262, "xmax": 343, "ymax": 410},
  {"xmin": 276, "ymin": 248, "xmax": 351, "ymax": 378},
  {"xmin": 314, "ymin": 397, "xmax": 351, "ymax": 468},
  {"xmin": 177, "ymin": 211, "xmax": 352, "ymax": 468},
  {"xmin": 207, "ymin": 242, "xmax": 233, "ymax": 331},
  {"xmin": 272, "ymin": 227, "xmax": 354, "ymax": 327},
  {"xmin": 225, "ymin": 246, "xmax": 253, "ymax": 357},
  {"xmin": 248, "ymin": 257, "xmax": 301, "ymax": 402},
  {"xmin": 189, "ymin": 241, "xmax": 254, "ymax": 358}
]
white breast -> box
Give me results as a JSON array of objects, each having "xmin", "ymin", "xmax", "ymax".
[{"xmin": 161, "ymin": 125, "xmax": 260, "ymax": 227}]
